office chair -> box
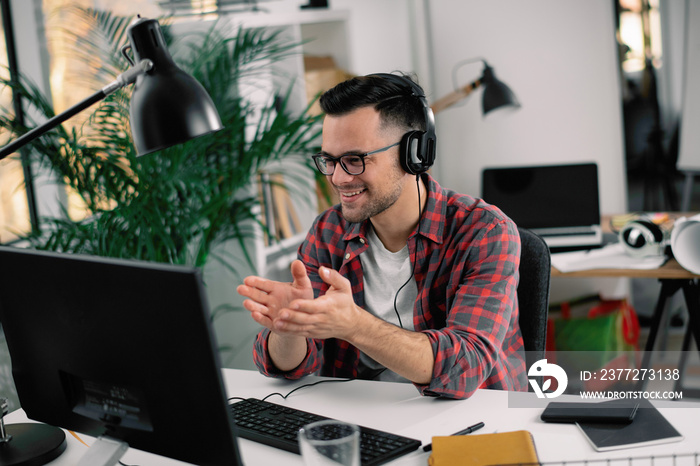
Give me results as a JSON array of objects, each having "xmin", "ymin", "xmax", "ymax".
[{"xmin": 516, "ymin": 227, "xmax": 551, "ymax": 371}]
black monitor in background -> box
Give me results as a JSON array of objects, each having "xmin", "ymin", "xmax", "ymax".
[
  {"xmin": 0, "ymin": 246, "xmax": 242, "ymax": 466},
  {"xmin": 481, "ymin": 163, "xmax": 600, "ymax": 229}
]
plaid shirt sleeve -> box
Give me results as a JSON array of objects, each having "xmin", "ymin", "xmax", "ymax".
[
  {"xmin": 413, "ymin": 201, "xmax": 526, "ymax": 399},
  {"xmin": 252, "ymin": 329, "xmax": 322, "ymax": 379}
]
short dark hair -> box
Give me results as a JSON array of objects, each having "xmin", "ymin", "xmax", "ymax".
[{"xmin": 318, "ymin": 73, "xmax": 426, "ymax": 133}]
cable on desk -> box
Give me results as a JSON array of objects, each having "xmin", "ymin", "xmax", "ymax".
[
  {"xmin": 69, "ymin": 430, "xmax": 89, "ymax": 447},
  {"xmin": 228, "ymin": 377, "xmax": 355, "ymax": 405},
  {"xmin": 261, "ymin": 377, "xmax": 355, "ymax": 402}
]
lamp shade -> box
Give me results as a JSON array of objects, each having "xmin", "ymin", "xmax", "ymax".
[
  {"xmin": 480, "ymin": 63, "xmax": 520, "ymax": 115},
  {"xmin": 127, "ymin": 17, "xmax": 223, "ymax": 155},
  {"xmin": 430, "ymin": 59, "xmax": 519, "ymax": 116}
]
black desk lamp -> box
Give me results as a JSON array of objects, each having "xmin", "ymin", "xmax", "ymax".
[
  {"xmin": 0, "ymin": 15, "xmax": 222, "ymax": 466},
  {"xmin": 0, "ymin": 15, "xmax": 222, "ymax": 161},
  {"xmin": 430, "ymin": 58, "xmax": 519, "ymax": 115}
]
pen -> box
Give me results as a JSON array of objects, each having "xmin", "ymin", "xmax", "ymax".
[{"xmin": 422, "ymin": 421, "xmax": 485, "ymax": 452}]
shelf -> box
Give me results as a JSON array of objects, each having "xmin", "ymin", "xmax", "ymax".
[
  {"xmin": 265, "ymin": 231, "xmax": 307, "ymax": 257},
  {"xmin": 170, "ymin": 7, "xmax": 349, "ymax": 29},
  {"xmin": 261, "ymin": 232, "xmax": 306, "ymax": 278}
]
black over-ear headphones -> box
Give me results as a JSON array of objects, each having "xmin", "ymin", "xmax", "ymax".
[
  {"xmin": 370, "ymin": 73, "xmax": 437, "ymax": 175},
  {"xmin": 619, "ymin": 219, "xmax": 667, "ymax": 257}
]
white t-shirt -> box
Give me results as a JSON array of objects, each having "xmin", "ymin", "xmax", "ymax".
[{"xmin": 358, "ymin": 226, "xmax": 417, "ymax": 382}]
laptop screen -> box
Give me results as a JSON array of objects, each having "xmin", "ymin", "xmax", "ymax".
[{"xmin": 481, "ymin": 163, "xmax": 600, "ymax": 229}]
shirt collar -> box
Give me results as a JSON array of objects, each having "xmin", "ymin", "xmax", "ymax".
[{"xmin": 417, "ymin": 174, "xmax": 445, "ymax": 245}]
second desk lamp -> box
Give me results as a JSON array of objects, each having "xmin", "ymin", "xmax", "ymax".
[{"xmin": 430, "ymin": 58, "xmax": 519, "ymax": 115}]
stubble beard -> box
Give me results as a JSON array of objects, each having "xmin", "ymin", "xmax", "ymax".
[{"xmin": 338, "ymin": 169, "xmax": 405, "ymax": 224}]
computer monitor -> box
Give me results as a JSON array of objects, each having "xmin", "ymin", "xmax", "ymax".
[{"xmin": 0, "ymin": 246, "xmax": 243, "ymax": 466}]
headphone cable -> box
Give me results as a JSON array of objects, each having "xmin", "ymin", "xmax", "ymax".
[{"xmin": 392, "ymin": 174, "xmax": 424, "ymax": 328}]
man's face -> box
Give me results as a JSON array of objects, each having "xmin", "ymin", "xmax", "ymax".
[{"xmin": 321, "ymin": 107, "xmax": 408, "ymax": 223}]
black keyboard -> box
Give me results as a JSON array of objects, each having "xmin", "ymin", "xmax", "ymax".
[{"xmin": 230, "ymin": 398, "xmax": 421, "ymax": 465}]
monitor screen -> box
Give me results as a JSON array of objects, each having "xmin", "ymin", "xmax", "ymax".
[
  {"xmin": 0, "ymin": 246, "xmax": 242, "ymax": 466},
  {"xmin": 481, "ymin": 163, "xmax": 600, "ymax": 229}
]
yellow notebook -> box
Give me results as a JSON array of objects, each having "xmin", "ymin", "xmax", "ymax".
[{"xmin": 428, "ymin": 430, "xmax": 539, "ymax": 466}]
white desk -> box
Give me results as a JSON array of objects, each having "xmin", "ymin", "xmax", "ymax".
[{"xmin": 5, "ymin": 369, "xmax": 700, "ymax": 465}]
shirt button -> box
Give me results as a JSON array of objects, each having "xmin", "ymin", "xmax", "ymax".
[
  {"xmin": 359, "ymin": 238, "xmax": 365, "ymax": 244},
  {"xmin": 345, "ymin": 253, "xmax": 351, "ymax": 260}
]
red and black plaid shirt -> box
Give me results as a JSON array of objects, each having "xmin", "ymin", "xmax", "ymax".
[{"xmin": 254, "ymin": 174, "xmax": 527, "ymax": 399}]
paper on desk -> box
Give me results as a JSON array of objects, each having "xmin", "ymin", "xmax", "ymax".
[{"xmin": 551, "ymin": 243, "xmax": 666, "ymax": 272}]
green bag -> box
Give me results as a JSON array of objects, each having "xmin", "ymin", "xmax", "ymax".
[{"xmin": 546, "ymin": 297, "xmax": 640, "ymax": 390}]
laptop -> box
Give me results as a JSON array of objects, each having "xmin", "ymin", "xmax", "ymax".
[{"xmin": 481, "ymin": 163, "xmax": 603, "ymax": 249}]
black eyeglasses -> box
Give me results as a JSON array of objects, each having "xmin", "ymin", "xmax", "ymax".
[{"xmin": 312, "ymin": 141, "xmax": 401, "ymax": 176}]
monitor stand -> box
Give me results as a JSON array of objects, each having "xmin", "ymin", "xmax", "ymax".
[{"xmin": 77, "ymin": 436, "xmax": 129, "ymax": 466}]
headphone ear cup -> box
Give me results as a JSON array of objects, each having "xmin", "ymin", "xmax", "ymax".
[{"xmin": 399, "ymin": 130, "xmax": 428, "ymax": 175}]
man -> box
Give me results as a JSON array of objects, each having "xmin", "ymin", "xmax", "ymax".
[{"xmin": 237, "ymin": 72, "xmax": 526, "ymax": 399}]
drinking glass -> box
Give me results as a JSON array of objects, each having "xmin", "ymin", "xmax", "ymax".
[{"xmin": 298, "ymin": 419, "xmax": 360, "ymax": 466}]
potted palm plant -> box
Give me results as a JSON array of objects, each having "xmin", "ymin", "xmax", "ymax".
[{"xmin": 0, "ymin": 7, "xmax": 322, "ymax": 366}]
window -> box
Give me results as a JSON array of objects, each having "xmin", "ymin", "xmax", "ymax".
[
  {"xmin": 40, "ymin": 0, "xmax": 161, "ymax": 219},
  {"xmin": 2, "ymin": 0, "xmax": 215, "ymax": 237},
  {"xmin": 618, "ymin": 0, "xmax": 663, "ymax": 73}
]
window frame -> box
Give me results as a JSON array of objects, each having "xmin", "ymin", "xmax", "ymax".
[{"xmin": 1, "ymin": 0, "xmax": 39, "ymax": 241}]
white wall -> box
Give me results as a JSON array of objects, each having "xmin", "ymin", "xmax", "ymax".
[
  {"xmin": 328, "ymin": 0, "xmax": 417, "ymax": 76},
  {"xmin": 425, "ymin": 0, "xmax": 627, "ymax": 217}
]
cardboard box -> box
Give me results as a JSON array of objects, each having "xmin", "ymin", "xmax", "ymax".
[{"xmin": 304, "ymin": 55, "xmax": 354, "ymax": 116}]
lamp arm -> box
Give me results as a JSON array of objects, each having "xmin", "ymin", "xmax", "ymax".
[
  {"xmin": 0, "ymin": 59, "xmax": 153, "ymax": 161},
  {"xmin": 430, "ymin": 78, "xmax": 482, "ymax": 115}
]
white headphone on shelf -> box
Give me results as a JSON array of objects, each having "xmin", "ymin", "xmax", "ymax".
[{"xmin": 619, "ymin": 219, "xmax": 667, "ymax": 258}]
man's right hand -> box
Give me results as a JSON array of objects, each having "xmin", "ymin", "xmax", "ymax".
[
  {"xmin": 237, "ymin": 259, "xmax": 314, "ymax": 331},
  {"xmin": 237, "ymin": 260, "xmax": 314, "ymax": 371}
]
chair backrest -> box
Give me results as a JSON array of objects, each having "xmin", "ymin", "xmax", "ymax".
[{"xmin": 516, "ymin": 227, "xmax": 551, "ymax": 371}]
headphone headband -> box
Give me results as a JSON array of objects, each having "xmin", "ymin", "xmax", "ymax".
[{"xmin": 368, "ymin": 73, "xmax": 436, "ymax": 175}]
